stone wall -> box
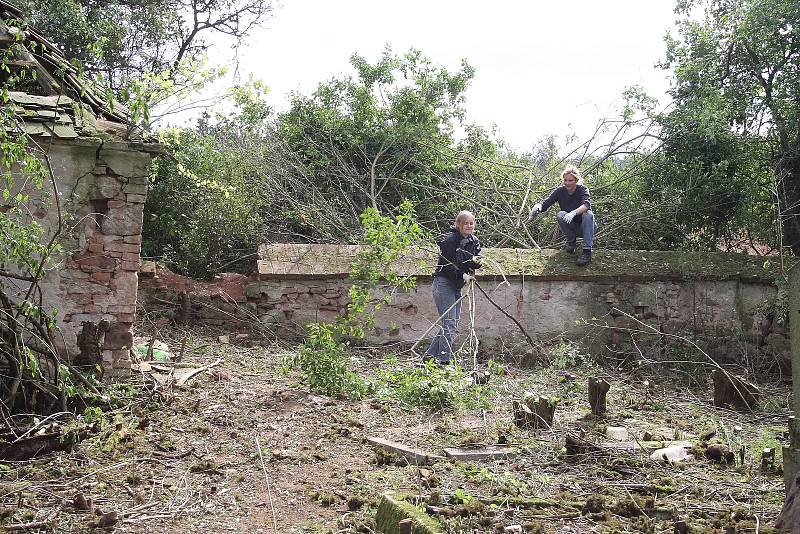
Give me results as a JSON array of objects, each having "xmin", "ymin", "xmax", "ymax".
[
  {"xmin": 26, "ymin": 138, "xmax": 158, "ymax": 377},
  {"xmin": 138, "ymin": 244, "xmax": 789, "ymax": 369}
]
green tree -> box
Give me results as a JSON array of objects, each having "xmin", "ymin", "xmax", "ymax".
[
  {"xmin": 278, "ymin": 48, "xmax": 475, "ymax": 224},
  {"xmin": 143, "ymin": 83, "xmax": 273, "ymax": 279},
  {"xmin": 662, "ymin": 0, "xmax": 800, "ymax": 253},
  {"xmin": 13, "ymin": 0, "xmax": 273, "ymax": 111}
]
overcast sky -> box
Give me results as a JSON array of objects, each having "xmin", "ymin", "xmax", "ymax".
[{"xmin": 226, "ymin": 0, "xmax": 677, "ymax": 151}]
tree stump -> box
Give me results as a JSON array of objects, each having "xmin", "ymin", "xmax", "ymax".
[
  {"xmin": 179, "ymin": 291, "xmax": 192, "ymax": 324},
  {"xmin": 588, "ymin": 377, "xmax": 610, "ymax": 416},
  {"xmin": 513, "ymin": 394, "xmax": 557, "ymax": 429},
  {"xmin": 711, "ymin": 369, "xmax": 759, "ymax": 410}
]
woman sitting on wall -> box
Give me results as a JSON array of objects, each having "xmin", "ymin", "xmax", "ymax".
[{"xmin": 425, "ymin": 210, "xmax": 482, "ymax": 365}]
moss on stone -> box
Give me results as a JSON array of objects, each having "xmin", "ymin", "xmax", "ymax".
[
  {"xmin": 257, "ymin": 244, "xmax": 792, "ymax": 283},
  {"xmin": 374, "ymin": 492, "xmax": 443, "ymax": 534}
]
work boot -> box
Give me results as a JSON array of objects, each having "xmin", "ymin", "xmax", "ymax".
[
  {"xmin": 564, "ymin": 241, "xmax": 576, "ymax": 254},
  {"xmin": 576, "ymin": 249, "xmax": 592, "ymax": 266}
]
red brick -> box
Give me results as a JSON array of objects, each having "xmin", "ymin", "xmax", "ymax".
[
  {"xmin": 107, "ymin": 200, "xmax": 125, "ymax": 208},
  {"xmin": 104, "ymin": 241, "xmax": 140, "ymax": 253},
  {"xmin": 90, "ymin": 272, "xmax": 112, "ymax": 283},
  {"xmin": 73, "ymin": 253, "xmax": 116, "ymax": 271},
  {"xmin": 122, "ymin": 252, "xmax": 140, "ymax": 262},
  {"xmin": 123, "ymin": 235, "xmax": 142, "ymax": 244},
  {"xmin": 120, "ymin": 261, "xmax": 139, "ymax": 271},
  {"xmin": 117, "ymin": 313, "xmax": 135, "ymax": 323},
  {"xmin": 88, "ymin": 243, "xmax": 105, "ymax": 253},
  {"xmin": 112, "ymin": 271, "xmax": 137, "ymax": 300},
  {"xmin": 89, "ymin": 232, "xmax": 105, "ymax": 244}
]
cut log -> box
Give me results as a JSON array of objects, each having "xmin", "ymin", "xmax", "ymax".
[
  {"xmin": 588, "ymin": 377, "xmax": 610, "ymax": 416},
  {"xmin": 513, "ymin": 395, "xmax": 557, "ymax": 429},
  {"xmin": 0, "ymin": 430, "xmax": 84, "ymax": 461},
  {"xmin": 564, "ymin": 434, "xmax": 603, "ymax": 457},
  {"xmin": 711, "ymin": 369, "xmax": 759, "ymax": 410}
]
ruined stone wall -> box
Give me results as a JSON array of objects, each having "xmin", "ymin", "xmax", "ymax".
[
  {"xmin": 241, "ymin": 277, "xmax": 784, "ymax": 364},
  {"xmin": 138, "ymin": 249, "xmax": 789, "ymax": 370},
  {"xmin": 32, "ymin": 138, "xmax": 157, "ymax": 377}
]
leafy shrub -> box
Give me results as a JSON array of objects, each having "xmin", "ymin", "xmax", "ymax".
[
  {"xmin": 376, "ymin": 356, "xmax": 491, "ymax": 411},
  {"xmin": 285, "ymin": 202, "xmax": 427, "ymax": 400},
  {"xmin": 548, "ymin": 340, "xmax": 582, "ymax": 369},
  {"xmin": 283, "ymin": 323, "xmax": 370, "ymax": 400}
]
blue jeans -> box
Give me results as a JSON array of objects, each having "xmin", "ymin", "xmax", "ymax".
[
  {"xmin": 557, "ymin": 210, "xmax": 597, "ymax": 250},
  {"xmin": 425, "ymin": 276, "xmax": 462, "ymax": 363}
]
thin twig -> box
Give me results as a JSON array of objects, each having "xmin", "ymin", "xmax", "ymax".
[
  {"xmin": 255, "ymin": 436, "xmax": 278, "ymax": 534},
  {"xmin": 473, "ymin": 280, "xmax": 536, "ymax": 348}
]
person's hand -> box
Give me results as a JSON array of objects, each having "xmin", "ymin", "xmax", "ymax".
[
  {"xmin": 472, "ymin": 255, "xmax": 483, "ymax": 268},
  {"xmin": 563, "ymin": 211, "xmax": 576, "ymax": 224},
  {"xmin": 532, "ymin": 203, "xmax": 543, "ymax": 215},
  {"xmin": 463, "ymin": 273, "xmax": 474, "ymax": 284}
]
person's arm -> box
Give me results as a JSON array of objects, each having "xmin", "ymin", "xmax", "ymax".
[
  {"xmin": 457, "ymin": 237, "xmax": 482, "ymax": 272},
  {"xmin": 533, "ymin": 186, "xmax": 561, "ymax": 213},
  {"xmin": 456, "ymin": 236, "xmax": 480, "ymax": 273},
  {"xmin": 539, "ymin": 187, "xmax": 561, "ymax": 212}
]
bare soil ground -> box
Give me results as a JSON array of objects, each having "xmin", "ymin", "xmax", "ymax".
[{"xmin": 0, "ymin": 324, "xmax": 791, "ymax": 533}]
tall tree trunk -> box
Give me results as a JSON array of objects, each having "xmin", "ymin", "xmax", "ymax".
[{"xmin": 778, "ymin": 155, "xmax": 800, "ymax": 256}]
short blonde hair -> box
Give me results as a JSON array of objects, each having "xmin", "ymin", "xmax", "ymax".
[
  {"xmin": 455, "ymin": 210, "xmax": 475, "ymax": 227},
  {"xmin": 561, "ymin": 165, "xmax": 583, "ymax": 185}
]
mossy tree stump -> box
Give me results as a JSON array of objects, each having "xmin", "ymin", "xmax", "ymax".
[
  {"xmin": 711, "ymin": 369, "xmax": 759, "ymax": 410},
  {"xmin": 513, "ymin": 394, "xmax": 557, "ymax": 429}
]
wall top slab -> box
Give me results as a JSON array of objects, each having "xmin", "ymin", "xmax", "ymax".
[{"xmin": 257, "ymin": 243, "xmax": 789, "ymax": 283}]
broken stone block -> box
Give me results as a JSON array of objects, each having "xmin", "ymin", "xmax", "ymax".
[
  {"xmin": 101, "ymin": 205, "xmax": 144, "ymax": 236},
  {"xmin": 605, "ymin": 426, "xmax": 629, "ymax": 441},
  {"xmin": 367, "ymin": 437, "xmax": 444, "ymax": 466},
  {"xmin": 650, "ymin": 445, "xmax": 693, "ymax": 464},
  {"xmin": 138, "ymin": 261, "xmax": 156, "ymax": 277},
  {"xmin": 374, "ymin": 491, "xmax": 443, "ymax": 534},
  {"xmin": 102, "ymin": 323, "xmax": 133, "ymax": 350}
]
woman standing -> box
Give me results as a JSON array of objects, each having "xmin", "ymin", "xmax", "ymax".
[{"xmin": 425, "ymin": 210, "xmax": 482, "ymax": 365}]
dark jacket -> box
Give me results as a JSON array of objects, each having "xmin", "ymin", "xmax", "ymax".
[
  {"xmin": 432, "ymin": 228, "xmax": 482, "ymax": 288},
  {"xmin": 541, "ymin": 184, "xmax": 591, "ymax": 213}
]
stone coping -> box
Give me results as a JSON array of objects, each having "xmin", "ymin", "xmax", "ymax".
[{"xmin": 257, "ymin": 243, "xmax": 787, "ymax": 283}]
